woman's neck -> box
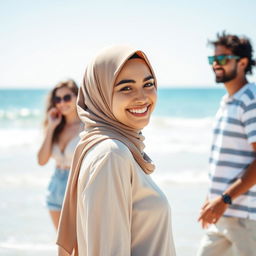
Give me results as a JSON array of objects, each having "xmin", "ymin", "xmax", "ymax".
[{"xmin": 65, "ymin": 111, "xmax": 80, "ymax": 125}]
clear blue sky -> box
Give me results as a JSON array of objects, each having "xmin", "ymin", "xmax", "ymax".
[{"xmin": 1, "ymin": 0, "xmax": 256, "ymax": 88}]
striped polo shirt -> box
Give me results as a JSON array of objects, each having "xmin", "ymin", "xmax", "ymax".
[{"xmin": 209, "ymin": 83, "xmax": 256, "ymax": 220}]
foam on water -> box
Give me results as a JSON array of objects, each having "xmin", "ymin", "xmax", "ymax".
[
  {"xmin": 0, "ymin": 108, "xmax": 41, "ymax": 120},
  {"xmin": 0, "ymin": 116, "xmax": 214, "ymax": 151},
  {"xmin": 144, "ymin": 116, "xmax": 213, "ymax": 154},
  {"xmin": 0, "ymin": 116, "xmax": 213, "ymax": 186},
  {"xmin": 0, "ymin": 241, "xmax": 55, "ymax": 251},
  {"xmin": 0, "ymin": 128, "xmax": 41, "ymax": 149},
  {"xmin": 0, "ymin": 172, "xmax": 50, "ymax": 188},
  {"xmin": 152, "ymin": 170, "xmax": 208, "ymax": 184}
]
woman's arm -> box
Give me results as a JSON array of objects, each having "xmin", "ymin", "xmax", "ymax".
[
  {"xmin": 78, "ymin": 149, "xmax": 132, "ymax": 256},
  {"xmin": 37, "ymin": 108, "xmax": 61, "ymax": 165},
  {"xmin": 37, "ymin": 126, "xmax": 55, "ymax": 165}
]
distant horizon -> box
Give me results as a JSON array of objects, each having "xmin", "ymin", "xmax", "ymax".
[{"xmin": 0, "ymin": 84, "xmax": 226, "ymax": 90}]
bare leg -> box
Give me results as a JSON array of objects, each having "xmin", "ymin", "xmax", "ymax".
[{"xmin": 49, "ymin": 210, "xmax": 61, "ymax": 230}]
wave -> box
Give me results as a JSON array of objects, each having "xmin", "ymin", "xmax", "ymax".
[
  {"xmin": 0, "ymin": 129, "xmax": 41, "ymax": 149},
  {"xmin": 0, "ymin": 164, "xmax": 208, "ymax": 188},
  {"xmin": 144, "ymin": 116, "xmax": 214, "ymax": 154},
  {"xmin": 0, "ymin": 108, "xmax": 42, "ymax": 120},
  {"xmin": 0, "ymin": 240, "xmax": 55, "ymax": 251},
  {"xmin": 0, "ymin": 171, "xmax": 208, "ymax": 188},
  {"xmin": 0, "ymin": 172, "xmax": 50, "ymax": 188},
  {"xmin": 0, "ymin": 115, "xmax": 213, "ymax": 189},
  {"xmin": 152, "ymin": 170, "xmax": 208, "ymax": 184},
  {"xmin": 0, "ymin": 116, "xmax": 214, "ymax": 154}
]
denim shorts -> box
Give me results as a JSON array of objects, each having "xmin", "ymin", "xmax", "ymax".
[{"xmin": 46, "ymin": 168, "xmax": 69, "ymax": 211}]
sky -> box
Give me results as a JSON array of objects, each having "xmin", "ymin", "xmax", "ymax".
[{"xmin": 1, "ymin": 0, "xmax": 256, "ymax": 88}]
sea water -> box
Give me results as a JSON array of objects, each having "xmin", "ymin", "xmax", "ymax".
[{"xmin": 0, "ymin": 87, "xmax": 225, "ymax": 255}]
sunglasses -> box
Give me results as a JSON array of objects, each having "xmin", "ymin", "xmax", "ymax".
[
  {"xmin": 208, "ymin": 55, "xmax": 240, "ymax": 65},
  {"xmin": 53, "ymin": 94, "xmax": 73, "ymax": 104}
]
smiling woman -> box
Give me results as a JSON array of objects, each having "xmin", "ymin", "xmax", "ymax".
[
  {"xmin": 112, "ymin": 55, "xmax": 157, "ymax": 130},
  {"xmin": 57, "ymin": 45, "xmax": 176, "ymax": 256}
]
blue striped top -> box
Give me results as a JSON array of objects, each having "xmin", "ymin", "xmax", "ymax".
[{"xmin": 209, "ymin": 83, "xmax": 256, "ymax": 220}]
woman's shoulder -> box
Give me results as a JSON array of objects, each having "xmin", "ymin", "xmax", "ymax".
[
  {"xmin": 79, "ymin": 139, "xmax": 134, "ymax": 181},
  {"xmin": 89, "ymin": 139, "xmax": 132, "ymax": 160}
]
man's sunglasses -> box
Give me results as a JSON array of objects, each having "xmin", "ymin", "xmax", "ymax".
[
  {"xmin": 53, "ymin": 94, "xmax": 73, "ymax": 104},
  {"xmin": 208, "ymin": 55, "xmax": 240, "ymax": 65}
]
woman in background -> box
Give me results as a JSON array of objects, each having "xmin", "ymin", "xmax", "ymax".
[
  {"xmin": 57, "ymin": 46, "xmax": 176, "ymax": 256},
  {"xmin": 37, "ymin": 79, "xmax": 82, "ymax": 230}
]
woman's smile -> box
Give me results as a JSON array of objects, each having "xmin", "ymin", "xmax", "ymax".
[
  {"xmin": 127, "ymin": 104, "xmax": 149, "ymax": 115},
  {"xmin": 112, "ymin": 58, "xmax": 157, "ymax": 130}
]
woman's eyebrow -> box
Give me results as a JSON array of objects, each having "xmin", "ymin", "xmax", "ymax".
[
  {"xmin": 115, "ymin": 79, "xmax": 135, "ymax": 87},
  {"xmin": 115, "ymin": 75, "xmax": 154, "ymax": 87},
  {"xmin": 143, "ymin": 75, "xmax": 154, "ymax": 82}
]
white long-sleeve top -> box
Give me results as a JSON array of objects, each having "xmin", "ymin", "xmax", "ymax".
[{"xmin": 77, "ymin": 139, "xmax": 176, "ymax": 256}]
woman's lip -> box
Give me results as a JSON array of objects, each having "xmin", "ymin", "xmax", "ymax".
[
  {"xmin": 127, "ymin": 104, "xmax": 149, "ymax": 110},
  {"xmin": 127, "ymin": 105, "xmax": 150, "ymax": 116}
]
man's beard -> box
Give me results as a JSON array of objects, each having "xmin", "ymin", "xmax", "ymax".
[{"xmin": 214, "ymin": 67, "xmax": 237, "ymax": 83}]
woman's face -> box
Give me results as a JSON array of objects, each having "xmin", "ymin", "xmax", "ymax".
[
  {"xmin": 112, "ymin": 58, "xmax": 157, "ymax": 130},
  {"xmin": 54, "ymin": 87, "xmax": 77, "ymax": 116}
]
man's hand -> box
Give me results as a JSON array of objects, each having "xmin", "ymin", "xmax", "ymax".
[{"xmin": 198, "ymin": 196, "xmax": 228, "ymax": 229}]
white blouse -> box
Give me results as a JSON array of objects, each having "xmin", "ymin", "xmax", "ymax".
[
  {"xmin": 76, "ymin": 139, "xmax": 176, "ymax": 256},
  {"xmin": 51, "ymin": 135, "xmax": 80, "ymax": 169}
]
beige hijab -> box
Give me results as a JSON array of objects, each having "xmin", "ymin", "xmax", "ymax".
[{"xmin": 57, "ymin": 45, "xmax": 157, "ymax": 255}]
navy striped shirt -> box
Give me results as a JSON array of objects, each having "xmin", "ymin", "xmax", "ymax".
[{"xmin": 209, "ymin": 83, "xmax": 256, "ymax": 220}]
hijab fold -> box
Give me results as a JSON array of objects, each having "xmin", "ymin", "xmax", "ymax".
[{"xmin": 56, "ymin": 45, "xmax": 157, "ymax": 255}]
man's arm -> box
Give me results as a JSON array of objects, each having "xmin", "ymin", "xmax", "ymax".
[{"xmin": 198, "ymin": 143, "xmax": 256, "ymax": 228}]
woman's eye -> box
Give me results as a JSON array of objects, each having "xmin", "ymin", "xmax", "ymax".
[
  {"xmin": 120, "ymin": 86, "xmax": 132, "ymax": 92},
  {"xmin": 144, "ymin": 82, "xmax": 155, "ymax": 88}
]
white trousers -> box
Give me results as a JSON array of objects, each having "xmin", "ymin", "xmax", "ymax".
[{"xmin": 197, "ymin": 217, "xmax": 256, "ymax": 256}]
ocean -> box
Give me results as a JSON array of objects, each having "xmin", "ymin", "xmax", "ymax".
[{"xmin": 0, "ymin": 87, "xmax": 226, "ymax": 256}]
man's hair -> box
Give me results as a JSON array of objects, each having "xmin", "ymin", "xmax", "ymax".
[{"xmin": 209, "ymin": 31, "xmax": 256, "ymax": 74}]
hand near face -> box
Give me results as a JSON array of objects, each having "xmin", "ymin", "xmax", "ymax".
[
  {"xmin": 48, "ymin": 107, "xmax": 62, "ymax": 129},
  {"xmin": 198, "ymin": 196, "xmax": 228, "ymax": 229}
]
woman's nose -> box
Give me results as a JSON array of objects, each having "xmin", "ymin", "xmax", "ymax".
[{"xmin": 134, "ymin": 89, "xmax": 147, "ymax": 103}]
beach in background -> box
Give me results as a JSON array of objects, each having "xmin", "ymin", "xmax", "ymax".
[{"xmin": 0, "ymin": 87, "xmax": 225, "ymax": 256}]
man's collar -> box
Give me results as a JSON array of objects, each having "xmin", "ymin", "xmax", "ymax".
[
  {"xmin": 232, "ymin": 82, "xmax": 251, "ymax": 100},
  {"xmin": 221, "ymin": 82, "xmax": 251, "ymax": 103}
]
